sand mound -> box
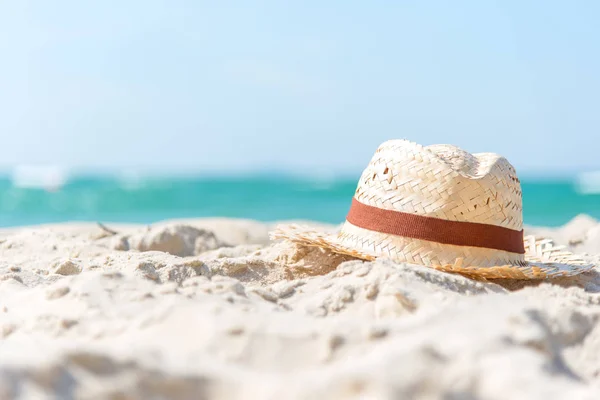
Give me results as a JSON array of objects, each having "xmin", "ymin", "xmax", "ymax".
[
  {"xmin": 113, "ymin": 224, "xmax": 231, "ymax": 256},
  {"xmin": 1, "ymin": 218, "xmax": 599, "ymax": 399}
]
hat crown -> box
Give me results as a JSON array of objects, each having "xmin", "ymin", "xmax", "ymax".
[{"xmin": 355, "ymin": 140, "xmax": 523, "ymax": 230}]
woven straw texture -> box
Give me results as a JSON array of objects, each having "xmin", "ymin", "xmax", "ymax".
[
  {"xmin": 270, "ymin": 139, "xmax": 595, "ymax": 280},
  {"xmin": 356, "ymin": 140, "xmax": 523, "ymax": 230},
  {"xmin": 270, "ymin": 224, "xmax": 594, "ymax": 279}
]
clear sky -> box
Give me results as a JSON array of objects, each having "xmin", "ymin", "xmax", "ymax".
[{"xmin": 0, "ymin": 1, "xmax": 599, "ymax": 176}]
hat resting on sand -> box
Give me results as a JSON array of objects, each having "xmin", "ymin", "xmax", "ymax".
[{"xmin": 271, "ymin": 140, "xmax": 595, "ymax": 279}]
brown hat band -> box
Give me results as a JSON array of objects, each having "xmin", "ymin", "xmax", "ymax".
[{"xmin": 346, "ymin": 198, "xmax": 525, "ymax": 254}]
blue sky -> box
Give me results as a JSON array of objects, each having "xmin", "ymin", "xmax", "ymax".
[{"xmin": 0, "ymin": 1, "xmax": 599, "ymax": 176}]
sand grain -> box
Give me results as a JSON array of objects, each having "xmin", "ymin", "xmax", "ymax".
[{"xmin": 0, "ymin": 217, "xmax": 599, "ymax": 399}]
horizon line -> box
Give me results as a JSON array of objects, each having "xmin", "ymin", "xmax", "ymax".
[{"xmin": 0, "ymin": 165, "xmax": 597, "ymax": 181}]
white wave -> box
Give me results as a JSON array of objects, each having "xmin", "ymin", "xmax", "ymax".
[
  {"xmin": 117, "ymin": 169, "xmax": 146, "ymax": 190},
  {"xmin": 11, "ymin": 165, "xmax": 68, "ymax": 191},
  {"xmin": 575, "ymin": 171, "xmax": 600, "ymax": 194}
]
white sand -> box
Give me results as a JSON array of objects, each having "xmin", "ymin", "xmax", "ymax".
[{"xmin": 1, "ymin": 217, "xmax": 600, "ymax": 399}]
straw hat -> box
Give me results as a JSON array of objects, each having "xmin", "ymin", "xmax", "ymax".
[{"xmin": 271, "ymin": 140, "xmax": 595, "ymax": 279}]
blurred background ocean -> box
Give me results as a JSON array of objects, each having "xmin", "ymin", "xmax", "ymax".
[{"xmin": 1, "ymin": 168, "xmax": 599, "ymax": 228}]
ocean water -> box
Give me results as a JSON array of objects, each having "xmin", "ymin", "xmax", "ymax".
[{"xmin": 0, "ymin": 174, "xmax": 599, "ymax": 228}]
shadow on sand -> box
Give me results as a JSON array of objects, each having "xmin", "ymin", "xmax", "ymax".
[{"xmin": 492, "ymin": 269, "xmax": 600, "ymax": 292}]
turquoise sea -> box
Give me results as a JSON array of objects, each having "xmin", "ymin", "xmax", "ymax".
[{"xmin": 0, "ymin": 174, "xmax": 599, "ymax": 228}]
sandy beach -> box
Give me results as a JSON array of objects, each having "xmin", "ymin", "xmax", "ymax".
[{"xmin": 0, "ymin": 217, "xmax": 599, "ymax": 399}]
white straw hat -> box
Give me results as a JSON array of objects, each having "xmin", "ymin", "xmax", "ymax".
[{"xmin": 271, "ymin": 140, "xmax": 595, "ymax": 279}]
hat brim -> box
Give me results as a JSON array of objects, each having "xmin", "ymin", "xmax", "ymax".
[{"xmin": 270, "ymin": 224, "xmax": 595, "ymax": 280}]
